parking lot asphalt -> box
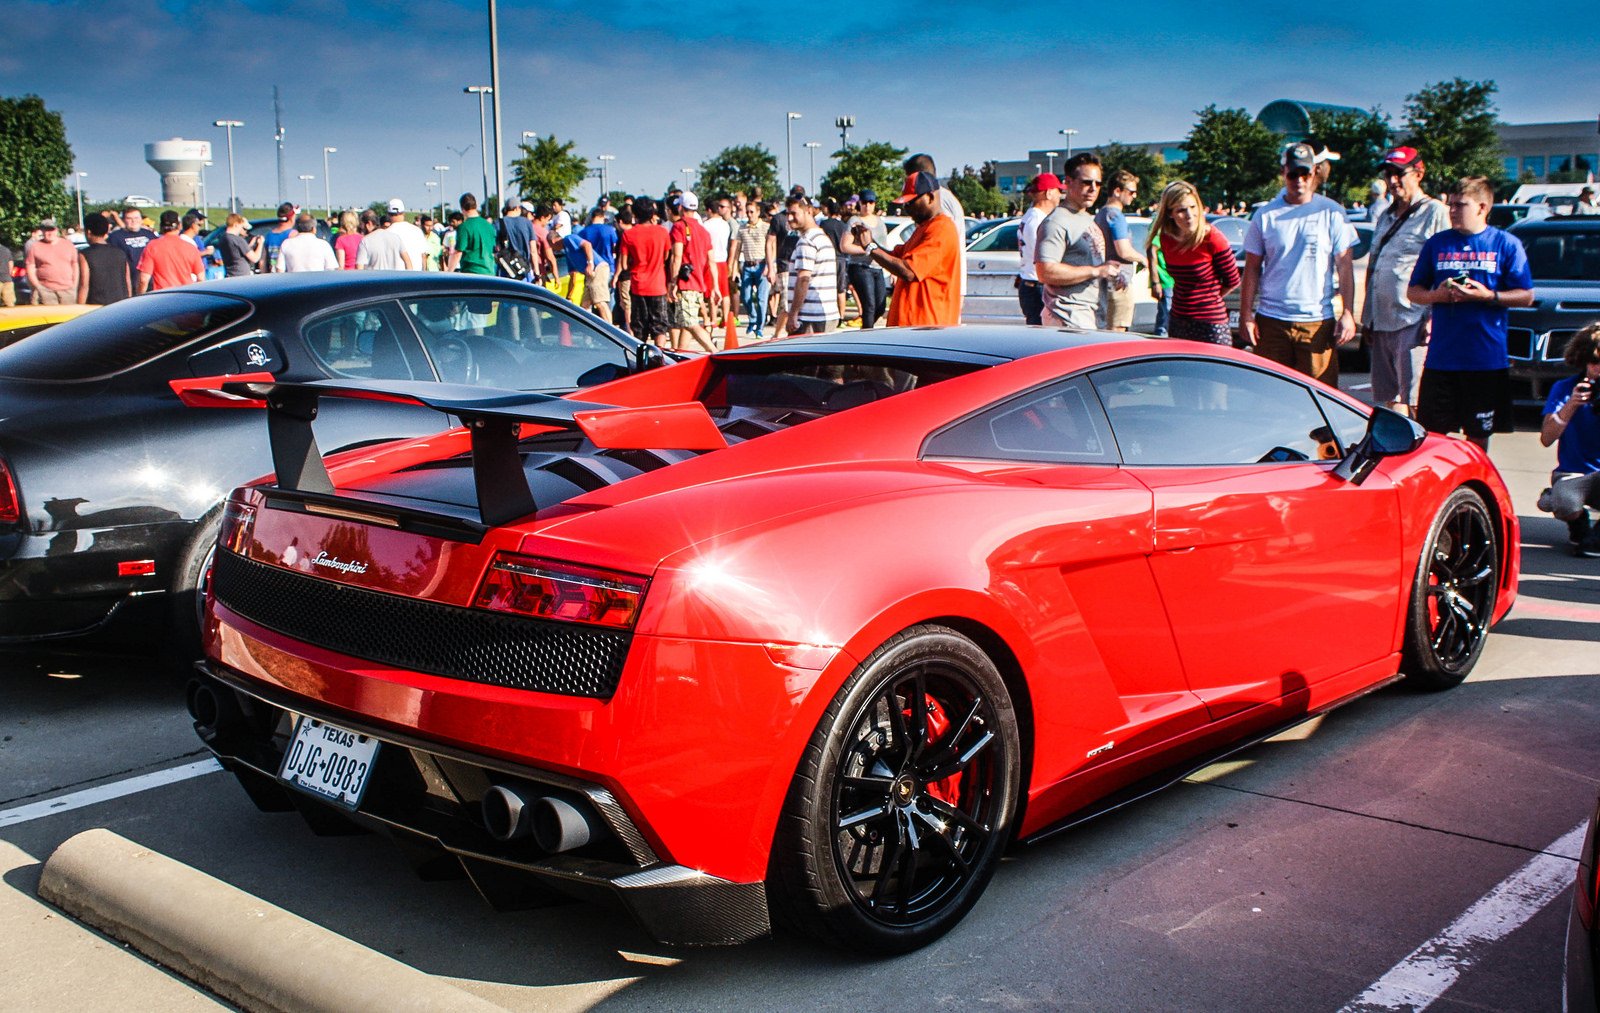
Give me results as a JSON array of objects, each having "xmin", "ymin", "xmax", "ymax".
[{"xmin": 2, "ymin": 396, "xmax": 1597, "ymax": 1012}]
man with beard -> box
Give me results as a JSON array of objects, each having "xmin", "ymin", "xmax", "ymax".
[{"xmin": 854, "ymin": 171, "xmax": 960, "ymax": 327}]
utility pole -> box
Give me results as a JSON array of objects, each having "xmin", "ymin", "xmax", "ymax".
[
  {"xmin": 487, "ymin": 0, "xmax": 505, "ymax": 209},
  {"xmin": 273, "ymin": 85, "xmax": 287, "ymax": 205},
  {"xmin": 834, "ymin": 115, "xmax": 855, "ymax": 152}
]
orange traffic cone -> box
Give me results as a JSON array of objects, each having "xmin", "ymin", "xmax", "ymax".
[{"xmin": 723, "ymin": 309, "xmax": 740, "ymax": 350}]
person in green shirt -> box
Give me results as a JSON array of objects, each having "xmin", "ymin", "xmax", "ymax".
[
  {"xmin": 448, "ymin": 193, "xmax": 496, "ymax": 275},
  {"xmin": 1146, "ymin": 229, "xmax": 1174, "ymax": 336},
  {"xmin": 419, "ymin": 214, "xmax": 443, "ymax": 270}
]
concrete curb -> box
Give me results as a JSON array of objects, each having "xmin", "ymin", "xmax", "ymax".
[{"xmin": 38, "ymin": 828, "xmax": 506, "ymax": 1013}]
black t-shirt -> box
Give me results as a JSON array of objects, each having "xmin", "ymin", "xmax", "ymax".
[
  {"xmin": 771, "ymin": 213, "xmax": 797, "ymax": 268},
  {"xmin": 219, "ymin": 232, "xmax": 255, "ymax": 277},
  {"xmin": 819, "ymin": 217, "xmax": 848, "ymax": 254},
  {"xmin": 81, "ymin": 243, "xmax": 130, "ymax": 304},
  {"xmin": 109, "ymin": 228, "xmax": 157, "ymax": 270}
]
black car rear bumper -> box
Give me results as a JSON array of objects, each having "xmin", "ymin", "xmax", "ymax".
[{"xmin": 189, "ymin": 662, "xmax": 771, "ymax": 947}]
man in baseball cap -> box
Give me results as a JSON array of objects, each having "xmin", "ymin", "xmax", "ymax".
[
  {"xmin": 853, "ymin": 171, "xmax": 961, "ymax": 327},
  {"xmin": 1017, "ymin": 173, "xmax": 1063, "ymax": 324}
]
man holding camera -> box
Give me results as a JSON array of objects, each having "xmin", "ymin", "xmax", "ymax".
[
  {"xmin": 1539, "ymin": 323, "xmax": 1600, "ymax": 556},
  {"xmin": 1406, "ymin": 176, "xmax": 1534, "ymax": 450}
]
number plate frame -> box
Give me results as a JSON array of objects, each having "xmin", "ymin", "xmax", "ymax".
[{"xmin": 277, "ymin": 716, "xmax": 380, "ymax": 810}]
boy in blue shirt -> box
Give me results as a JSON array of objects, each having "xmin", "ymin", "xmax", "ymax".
[
  {"xmin": 1407, "ymin": 176, "xmax": 1535, "ymax": 449},
  {"xmin": 1538, "ymin": 323, "xmax": 1600, "ymax": 556}
]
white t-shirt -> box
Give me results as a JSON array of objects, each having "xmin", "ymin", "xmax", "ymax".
[
  {"xmin": 1243, "ymin": 193, "xmax": 1358, "ymax": 322},
  {"xmin": 357, "ymin": 228, "xmax": 411, "ymax": 270},
  {"xmin": 702, "ymin": 216, "xmax": 732, "ymax": 264},
  {"xmin": 275, "ymin": 232, "xmax": 339, "ymax": 272},
  {"xmin": 1017, "ymin": 205, "xmax": 1049, "ymax": 283},
  {"xmin": 386, "ymin": 219, "xmax": 429, "ymax": 271},
  {"xmin": 939, "ymin": 186, "xmax": 966, "ymax": 305},
  {"xmin": 551, "ymin": 209, "xmax": 573, "ymax": 239}
]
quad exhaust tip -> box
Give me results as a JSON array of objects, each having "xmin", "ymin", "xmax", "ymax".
[{"xmin": 481, "ymin": 786, "xmax": 593, "ymax": 852}]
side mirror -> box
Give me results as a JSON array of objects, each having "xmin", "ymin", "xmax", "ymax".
[
  {"xmin": 634, "ymin": 343, "xmax": 666, "ymax": 372},
  {"xmin": 1332, "ymin": 407, "xmax": 1426, "ymax": 485}
]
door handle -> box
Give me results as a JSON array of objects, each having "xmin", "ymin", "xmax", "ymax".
[{"xmin": 1154, "ymin": 527, "xmax": 1202, "ymax": 551}]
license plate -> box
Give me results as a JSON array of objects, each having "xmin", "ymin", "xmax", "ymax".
[
  {"xmin": 278, "ymin": 716, "xmax": 380, "ymax": 810},
  {"xmin": 1228, "ymin": 311, "xmax": 1240, "ymax": 328}
]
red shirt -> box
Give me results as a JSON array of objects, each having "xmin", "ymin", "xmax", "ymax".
[
  {"xmin": 1162, "ymin": 226, "xmax": 1239, "ymax": 324},
  {"xmin": 670, "ymin": 216, "xmax": 712, "ymax": 293},
  {"xmin": 138, "ymin": 233, "xmax": 204, "ymax": 290},
  {"xmin": 618, "ymin": 223, "xmax": 671, "ymax": 297}
]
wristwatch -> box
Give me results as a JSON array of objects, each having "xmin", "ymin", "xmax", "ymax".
[{"xmin": 865, "ymin": 241, "xmax": 880, "ymax": 254}]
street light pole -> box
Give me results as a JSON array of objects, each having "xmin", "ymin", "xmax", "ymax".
[
  {"xmin": 464, "ymin": 86, "xmax": 493, "ymax": 203},
  {"xmin": 433, "ymin": 164, "xmax": 450, "ymax": 221},
  {"xmin": 804, "ymin": 142, "xmax": 821, "ymax": 196},
  {"xmin": 598, "ymin": 154, "xmax": 615, "ymax": 200},
  {"xmin": 487, "ymin": 0, "xmax": 506, "ymax": 210},
  {"xmin": 834, "ymin": 115, "xmax": 855, "ymax": 151},
  {"xmin": 322, "ymin": 146, "xmax": 336, "ymax": 218},
  {"xmin": 785, "ymin": 112, "xmax": 802, "ymax": 192},
  {"xmin": 1059, "ymin": 128, "xmax": 1078, "ymax": 161},
  {"xmin": 200, "ymin": 162, "xmax": 211, "ymax": 219},
  {"xmin": 74, "ymin": 172, "xmax": 86, "ymax": 232},
  {"xmin": 1045, "ymin": 151, "xmax": 1059, "ymax": 174},
  {"xmin": 298, "ymin": 174, "xmax": 314, "ymax": 209},
  {"xmin": 214, "ymin": 119, "xmax": 244, "ymax": 213},
  {"xmin": 681, "ymin": 167, "xmax": 695, "ymax": 192}
]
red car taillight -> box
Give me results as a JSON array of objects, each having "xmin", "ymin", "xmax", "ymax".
[
  {"xmin": 218, "ymin": 500, "xmax": 257, "ymax": 555},
  {"xmin": 0, "ymin": 458, "xmax": 20, "ymax": 525},
  {"xmin": 474, "ymin": 554, "xmax": 648, "ymax": 630}
]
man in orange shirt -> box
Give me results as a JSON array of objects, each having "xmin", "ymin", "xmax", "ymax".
[
  {"xmin": 854, "ymin": 171, "xmax": 960, "ymax": 327},
  {"xmin": 136, "ymin": 211, "xmax": 204, "ymax": 293}
]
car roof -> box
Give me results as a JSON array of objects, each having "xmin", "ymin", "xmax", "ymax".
[
  {"xmin": 188, "ymin": 271, "xmax": 560, "ymax": 303},
  {"xmin": 716, "ymin": 326, "xmax": 1124, "ymax": 365}
]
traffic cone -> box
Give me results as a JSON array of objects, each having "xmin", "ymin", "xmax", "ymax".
[{"xmin": 723, "ymin": 309, "xmax": 740, "ymax": 350}]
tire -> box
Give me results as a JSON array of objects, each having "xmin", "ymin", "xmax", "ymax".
[
  {"xmin": 162, "ymin": 508, "xmax": 223, "ymax": 675},
  {"xmin": 768, "ymin": 625, "xmax": 1021, "ymax": 953},
  {"xmin": 1402, "ymin": 488, "xmax": 1499, "ymax": 690}
]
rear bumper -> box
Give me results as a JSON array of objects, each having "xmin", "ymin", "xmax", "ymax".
[
  {"xmin": 191, "ymin": 661, "xmax": 771, "ymax": 946},
  {"xmin": 0, "ymin": 519, "xmax": 189, "ymax": 643}
]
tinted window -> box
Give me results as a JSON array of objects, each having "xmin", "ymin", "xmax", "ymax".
[
  {"xmin": 1207, "ymin": 217, "xmax": 1248, "ymax": 253},
  {"xmin": 304, "ymin": 303, "xmax": 424, "ymax": 381},
  {"xmin": 402, "ymin": 296, "xmax": 631, "ymax": 391},
  {"xmin": 0, "ymin": 292, "xmax": 251, "ymax": 381},
  {"xmin": 1090, "ymin": 359, "xmax": 1333, "ymax": 465},
  {"xmin": 1515, "ymin": 228, "xmax": 1600, "ymax": 281},
  {"xmin": 925, "ymin": 376, "xmax": 1116, "ymax": 464},
  {"xmin": 1317, "ymin": 392, "xmax": 1370, "ymax": 456},
  {"xmin": 702, "ymin": 356, "xmax": 974, "ymax": 415},
  {"xmin": 969, "ymin": 223, "xmax": 1019, "ymax": 253}
]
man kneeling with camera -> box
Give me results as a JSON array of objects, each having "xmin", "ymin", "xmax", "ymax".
[{"xmin": 1539, "ymin": 322, "xmax": 1600, "ymax": 556}]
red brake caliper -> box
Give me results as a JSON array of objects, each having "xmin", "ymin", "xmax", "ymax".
[{"xmin": 907, "ymin": 695, "xmax": 961, "ymax": 805}]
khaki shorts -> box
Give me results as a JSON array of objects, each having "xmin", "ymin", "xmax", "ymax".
[
  {"xmin": 35, "ymin": 286, "xmax": 76, "ymax": 305},
  {"xmin": 672, "ymin": 289, "xmax": 705, "ymax": 328},
  {"xmin": 584, "ymin": 262, "xmax": 612, "ymax": 307},
  {"xmin": 1255, "ymin": 315, "xmax": 1337, "ymax": 386},
  {"xmin": 1103, "ymin": 281, "xmax": 1135, "ymax": 329}
]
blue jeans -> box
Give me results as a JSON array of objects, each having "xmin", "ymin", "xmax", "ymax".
[
  {"xmin": 1153, "ymin": 290, "xmax": 1173, "ymax": 336},
  {"xmin": 739, "ymin": 264, "xmax": 770, "ymax": 334}
]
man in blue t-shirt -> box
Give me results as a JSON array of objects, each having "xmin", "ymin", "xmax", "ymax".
[
  {"xmin": 1538, "ymin": 323, "xmax": 1600, "ymax": 556},
  {"xmin": 577, "ymin": 206, "xmax": 619, "ymax": 324},
  {"xmin": 1406, "ymin": 176, "xmax": 1535, "ymax": 450}
]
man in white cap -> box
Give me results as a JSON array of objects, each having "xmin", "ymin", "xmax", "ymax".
[
  {"xmin": 665, "ymin": 191, "xmax": 715, "ymax": 352},
  {"xmin": 385, "ymin": 199, "xmax": 428, "ymax": 271}
]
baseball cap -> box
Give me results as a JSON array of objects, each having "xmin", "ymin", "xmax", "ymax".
[
  {"xmin": 677, "ymin": 190, "xmax": 699, "ymax": 211},
  {"xmin": 860, "ymin": 188, "xmax": 878, "ymax": 203},
  {"xmin": 387, "ymin": 198, "xmax": 405, "ymax": 215},
  {"xmin": 1282, "ymin": 142, "xmax": 1316, "ymax": 174},
  {"xmin": 38, "ymin": 217, "xmax": 57, "ymax": 230},
  {"xmin": 895, "ymin": 171, "xmax": 940, "ymax": 204},
  {"xmin": 159, "ymin": 210, "xmax": 181, "ymax": 230},
  {"xmin": 1030, "ymin": 172, "xmax": 1064, "ymax": 194},
  {"xmin": 1381, "ymin": 146, "xmax": 1423, "ymax": 171},
  {"xmin": 520, "ymin": 200, "xmax": 536, "ymax": 214},
  {"xmin": 277, "ymin": 202, "xmax": 294, "ymax": 220}
]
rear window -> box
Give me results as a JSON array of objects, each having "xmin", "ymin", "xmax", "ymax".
[
  {"xmin": 1515, "ymin": 228, "xmax": 1600, "ymax": 282},
  {"xmin": 700, "ymin": 355, "xmax": 976, "ymax": 417},
  {"xmin": 0, "ymin": 293, "xmax": 251, "ymax": 381}
]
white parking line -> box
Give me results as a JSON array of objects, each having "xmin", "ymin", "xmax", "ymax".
[
  {"xmin": 0, "ymin": 758, "xmax": 222, "ymax": 830},
  {"xmin": 1340, "ymin": 822, "xmax": 1587, "ymax": 1013}
]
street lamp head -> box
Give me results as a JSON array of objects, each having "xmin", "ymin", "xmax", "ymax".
[
  {"xmin": 787, "ymin": 112, "xmax": 803, "ymax": 120},
  {"xmin": 433, "ymin": 164, "xmax": 450, "ymax": 172},
  {"xmin": 1045, "ymin": 151, "xmax": 1059, "ymax": 158},
  {"xmin": 214, "ymin": 119, "xmax": 243, "ymax": 128},
  {"xmin": 1059, "ymin": 128, "xmax": 1078, "ymax": 136},
  {"xmin": 464, "ymin": 85, "xmax": 493, "ymax": 94},
  {"xmin": 298, "ymin": 174, "xmax": 314, "ymax": 180},
  {"xmin": 323, "ymin": 146, "xmax": 336, "ymax": 154},
  {"xmin": 804, "ymin": 142, "xmax": 821, "ymax": 149}
]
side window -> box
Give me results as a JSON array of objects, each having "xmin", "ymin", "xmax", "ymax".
[
  {"xmin": 971, "ymin": 223, "xmax": 1019, "ymax": 253},
  {"xmin": 1317, "ymin": 392, "xmax": 1370, "ymax": 457},
  {"xmin": 401, "ymin": 296, "xmax": 631, "ymax": 391},
  {"xmin": 924, "ymin": 376, "xmax": 1117, "ymax": 464},
  {"xmin": 302, "ymin": 304, "xmax": 423, "ymax": 381},
  {"xmin": 1089, "ymin": 359, "xmax": 1332, "ymax": 465}
]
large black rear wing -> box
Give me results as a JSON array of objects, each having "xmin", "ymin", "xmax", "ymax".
[{"xmin": 220, "ymin": 378, "xmax": 726, "ymax": 527}]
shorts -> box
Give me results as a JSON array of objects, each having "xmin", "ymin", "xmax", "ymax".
[
  {"xmin": 1167, "ymin": 312, "xmax": 1231, "ymax": 344},
  {"xmin": 583, "ymin": 263, "xmax": 612, "ymax": 307},
  {"xmin": 1103, "ymin": 280, "xmax": 1135, "ymax": 329},
  {"xmin": 630, "ymin": 293, "xmax": 669, "ymax": 341},
  {"xmin": 1255, "ymin": 315, "xmax": 1337, "ymax": 386},
  {"xmin": 672, "ymin": 288, "xmax": 706, "ymax": 329},
  {"xmin": 1368, "ymin": 318, "xmax": 1428, "ymax": 406},
  {"xmin": 1417, "ymin": 368, "xmax": 1514, "ymax": 440},
  {"xmin": 788, "ymin": 320, "xmax": 830, "ymax": 335},
  {"xmin": 712, "ymin": 261, "xmax": 729, "ymax": 297},
  {"xmin": 35, "ymin": 286, "xmax": 75, "ymax": 305}
]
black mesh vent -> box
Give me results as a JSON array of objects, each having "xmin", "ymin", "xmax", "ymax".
[{"xmin": 212, "ymin": 550, "xmax": 630, "ymax": 698}]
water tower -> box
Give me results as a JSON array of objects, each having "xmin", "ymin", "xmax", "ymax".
[{"xmin": 145, "ymin": 138, "xmax": 213, "ymax": 206}]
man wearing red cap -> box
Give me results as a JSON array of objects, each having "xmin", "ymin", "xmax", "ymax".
[
  {"xmin": 855, "ymin": 171, "xmax": 960, "ymax": 327},
  {"xmin": 1017, "ymin": 173, "xmax": 1061, "ymax": 325}
]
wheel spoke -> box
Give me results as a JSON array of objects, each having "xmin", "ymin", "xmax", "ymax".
[
  {"xmin": 913, "ymin": 807, "xmax": 971, "ymax": 877},
  {"xmin": 893, "ymin": 817, "xmax": 920, "ymax": 912},
  {"xmin": 904, "ymin": 670, "xmax": 928, "ymax": 762},
  {"xmin": 839, "ymin": 805, "xmax": 891, "ymax": 830},
  {"xmin": 922, "ymin": 794, "xmax": 986, "ymax": 839},
  {"xmin": 869, "ymin": 817, "xmax": 906, "ymax": 907},
  {"xmin": 841, "ymin": 774, "xmax": 893, "ymax": 795},
  {"xmin": 923, "ymin": 729, "xmax": 995, "ymax": 783}
]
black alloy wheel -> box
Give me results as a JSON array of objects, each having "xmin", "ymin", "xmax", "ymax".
[
  {"xmin": 1404, "ymin": 487, "xmax": 1499, "ymax": 690},
  {"xmin": 769, "ymin": 625, "xmax": 1020, "ymax": 952}
]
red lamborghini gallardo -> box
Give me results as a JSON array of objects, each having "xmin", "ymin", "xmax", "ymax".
[{"xmin": 190, "ymin": 327, "xmax": 1518, "ymax": 952}]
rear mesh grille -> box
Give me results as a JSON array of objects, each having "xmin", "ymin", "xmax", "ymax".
[{"xmin": 211, "ymin": 550, "xmax": 629, "ymax": 698}]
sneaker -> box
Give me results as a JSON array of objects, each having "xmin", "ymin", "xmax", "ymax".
[
  {"xmin": 1569, "ymin": 512, "xmax": 1593, "ymax": 545},
  {"xmin": 1578, "ymin": 530, "xmax": 1600, "ymax": 558}
]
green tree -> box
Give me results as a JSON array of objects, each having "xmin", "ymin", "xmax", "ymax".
[
  {"xmin": 0, "ymin": 95, "xmax": 73, "ymax": 245},
  {"xmin": 1181, "ymin": 105, "xmax": 1281, "ymax": 207},
  {"xmin": 1093, "ymin": 142, "xmax": 1172, "ymax": 211},
  {"xmin": 818, "ymin": 140, "xmax": 907, "ymax": 205},
  {"xmin": 509, "ymin": 135, "xmax": 589, "ymax": 207},
  {"xmin": 1307, "ymin": 107, "xmax": 1393, "ymax": 203},
  {"xmin": 697, "ymin": 145, "xmax": 780, "ymax": 202},
  {"xmin": 945, "ymin": 166, "xmax": 1009, "ymax": 217},
  {"xmin": 1399, "ymin": 78, "xmax": 1504, "ymax": 188}
]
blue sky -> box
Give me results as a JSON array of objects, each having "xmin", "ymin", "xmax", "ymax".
[{"xmin": 5, "ymin": 0, "xmax": 1594, "ymax": 212}]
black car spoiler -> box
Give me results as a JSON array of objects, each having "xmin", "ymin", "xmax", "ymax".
[{"xmin": 221, "ymin": 378, "xmax": 726, "ymax": 526}]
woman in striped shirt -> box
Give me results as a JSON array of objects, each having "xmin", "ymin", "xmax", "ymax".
[{"xmin": 1149, "ymin": 180, "xmax": 1240, "ymax": 344}]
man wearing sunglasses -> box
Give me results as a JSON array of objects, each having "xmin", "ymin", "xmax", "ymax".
[
  {"xmin": 1239, "ymin": 142, "xmax": 1359, "ymax": 385},
  {"xmin": 1034, "ymin": 153, "xmax": 1122, "ymax": 330},
  {"xmin": 1361, "ymin": 147, "xmax": 1450, "ymax": 416}
]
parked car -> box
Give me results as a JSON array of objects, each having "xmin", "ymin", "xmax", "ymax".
[
  {"xmin": 1505, "ymin": 217, "xmax": 1600, "ymax": 404},
  {"xmin": 0, "ymin": 272, "xmax": 659, "ymax": 663},
  {"xmin": 1489, "ymin": 204, "xmax": 1535, "ymax": 229},
  {"xmin": 190, "ymin": 326, "xmax": 1516, "ymax": 952},
  {"xmin": 0, "ymin": 304, "xmax": 96, "ymax": 348},
  {"xmin": 963, "ymin": 216, "xmax": 1157, "ymax": 330}
]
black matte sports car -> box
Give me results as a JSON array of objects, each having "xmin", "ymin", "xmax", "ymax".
[{"xmin": 0, "ymin": 271, "xmax": 659, "ymax": 661}]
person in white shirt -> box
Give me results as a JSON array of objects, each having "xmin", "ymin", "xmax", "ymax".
[
  {"xmin": 356, "ymin": 210, "xmax": 414, "ymax": 270},
  {"xmin": 549, "ymin": 198, "xmax": 573, "ymax": 240},
  {"xmin": 275, "ymin": 213, "xmax": 339, "ymax": 272},
  {"xmin": 1016, "ymin": 173, "xmax": 1061, "ymax": 324},
  {"xmin": 702, "ymin": 197, "xmax": 735, "ymax": 328},
  {"xmin": 383, "ymin": 199, "xmax": 428, "ymax": 271}
]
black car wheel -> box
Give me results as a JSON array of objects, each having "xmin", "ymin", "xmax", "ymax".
[
  {"xmin": 162, "ymin": 508, "xmax": 222, "ymax": 674},
  {"xmin": 1403, "ymin": 487, "xmax": 1499, "ymax": 690},
  {"xmin": 769, "ymin": 625, "xmax": 1020, "ymax": 952}
]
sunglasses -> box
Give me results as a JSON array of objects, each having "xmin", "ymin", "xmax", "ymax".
[{"xmin": 1074, "ymin": 178, "xmax": 1103, "ymax": 188}]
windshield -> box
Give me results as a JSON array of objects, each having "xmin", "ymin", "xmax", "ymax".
[
  {"xmin": 0, "ymin": 292, "xmax": 252, "ymax": 381},
  {"xmin": 1517, "ymin": 228, "xmax": 1600, "ymax": 282}
]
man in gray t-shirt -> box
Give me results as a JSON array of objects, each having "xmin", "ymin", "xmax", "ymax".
[{"xmin": 1033, "ymin": 154, "xmax": 1120, "ymax": 330}]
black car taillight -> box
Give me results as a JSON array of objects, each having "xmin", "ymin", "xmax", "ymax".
[
  {"xmin": 0, "ymin": 457, "xmax": 20, "ymax": 525},
  {"xmin": 474, "ymin": 553, "xmax": 647, "ymax": 630}
]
